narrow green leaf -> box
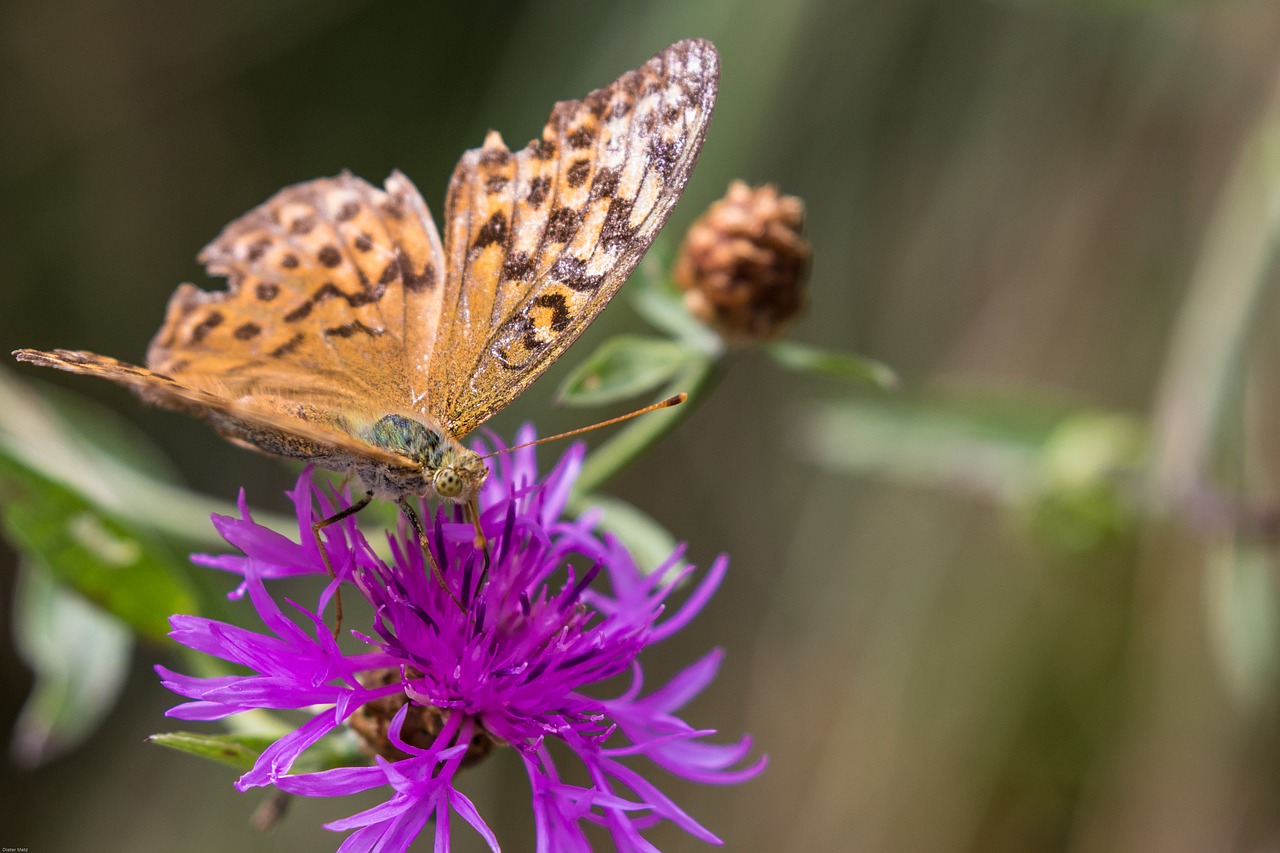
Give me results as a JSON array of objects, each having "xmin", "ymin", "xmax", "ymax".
[
  {"xmin": 0, "ymin": 453, "xmax": 195, "ymax": 640},
  {"xmin": 766, "ymin": 340, "xmax": 898, "ymax": 388},
  {"xmin": 147, "ymin": 731, "xmax": 281, "ymax": 771},
  {"xmin": 10, "ymin": 559, "xmax": 132, "ymax": 768},
  {"xmin": 558, "ymin": 335, "xmax": 698, "ymax": 407},
  {"xmin": 151, "ymin": 725, "xmax": 368, "ymax": 774}
]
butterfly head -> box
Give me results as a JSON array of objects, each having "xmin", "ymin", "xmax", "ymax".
[
  {"xmin": 429, "ymin": 445, "xmax": 487, "ymax": 503},
  {"xmin": 362, "ymin": 414, "xmax": 488, "ymax": 503}
]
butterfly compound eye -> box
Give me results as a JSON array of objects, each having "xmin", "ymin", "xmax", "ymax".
[{"xmin": 433, "ymin": 467, "xmax": 464, "ymax": 499}]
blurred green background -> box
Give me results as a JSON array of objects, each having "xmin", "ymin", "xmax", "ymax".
[{"xmin": 6, "ymin": 0, "xmax": 1280, "ymax": 850}]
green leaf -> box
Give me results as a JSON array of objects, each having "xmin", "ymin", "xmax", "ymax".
[
  {"xmin": 628, "ymin": 269, "xmax": 722, "ymax": 354},
  {"xmin": 765, "ymin": 340, "xmax": 898, "ymax": 388},
  {"xmin": 803, "ymin": 395, "xmax": 1077, "ymax": 500},
  {"xmin": 9, "ymin": 559, "xmax": 132, "ymax": 768},
  {"xmin": 571, "ymin": 492, "xmax": 679, "ymax": 576},
  {"xmin": 558, "ymin": 335, "xmax": 698, "ymax": 407},
  {"xmin": 0, "ymin": 367, "xmax": 293, "ymax": 544},
  {"xmin": 151, "ymin": 723, "xmax": 368, "ymax": 774},
  {"xmin": 147, "ymin": 731, "xmax": 282, "ymax": 771},
  {"xmin": 0, "ymin": 452, "xmax": 196, "ymax": 640}
]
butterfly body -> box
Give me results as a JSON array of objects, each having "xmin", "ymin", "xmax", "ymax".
[
  {"xmin": 14, "ymin": 38, "xmax": 718, "ymax": 514},
  {"xmin": 359, "ymin": 414, "xmax": 486, "ymax": 502}
]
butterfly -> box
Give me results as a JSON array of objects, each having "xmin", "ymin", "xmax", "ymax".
[{"xmin": 14, "ymin": 39, "xmax": 719, "ymax": 593}]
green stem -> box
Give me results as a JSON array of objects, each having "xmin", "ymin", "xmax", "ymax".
[{"xmin": 571, "ymin": 353, "xmax": 723, "ymax": 499}]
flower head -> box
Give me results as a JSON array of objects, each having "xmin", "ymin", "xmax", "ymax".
[
  {"xmin": 674, "ymin": 180, "xmax": 810, "ymax": 340},
  {"xmin": 157, "ymin": 426, "xmax": 763, "ymax": 851}
]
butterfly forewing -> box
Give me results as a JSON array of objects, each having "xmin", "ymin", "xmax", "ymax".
[{"xmin": 429, "ymin": 38, "xmax": 719, "ymax": 438}]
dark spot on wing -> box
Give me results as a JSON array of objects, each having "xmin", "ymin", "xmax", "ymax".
[
  {"xmin": 353, "ymin": 232, "xmax": 373, "ymax": 252},
  {"xmin": 585, "ymin": 90, "xmax": 610, "ymax": 119},
  {"xmin": 568, "ymin": 125, "xmax": 596, "ymax": 149},
  {"xmin": 402, "ymin": 259, "xmax": 435, "ymax": 293},
  {"xmin": 486, "ymin": 173, "xmax": 509, "ymax": 194},
  {"xmin": 600, "ymin": 197, "xmax": 637, "ymax": 249},
  {"xmin": 551, "ymin": 256, "xmax": 603, "ymax": 293},
  {"xmin": 317, "ymin": 245, "xmax": 342, "ymax": 268},
  {"xmin": 533, "ymin": 292, "xmax": 571, "ymax": 331},
  {"xmin": 503, "ymin": 314, "xmax": 543, "ymax": 364},
  {"xmin": 313, "ymin": 282, "xmax": 347, "ymax": 303},
  {"xmin": 256, "ymin": 282, "xmax": 280, "ymax": 301},
  {"xmin": 234, "ymin": 322, "xmax": 262, "ymax": 341},
  {"xmin": 502, "ymin": 251, "xmax": 534, "ymax": 281},
  {"xmin": 471, "ymin": 211, "xmax": 508, "ymax": 251},
  {"xmin": 527, "ymin": 176, "xmax": 550, "ymax": 207},
  {"xmin": 379, "ymin": 258, "xmax": 400, "ymax": 285},
  {"xmin": 479, "ymin": 147, "xmax": 511, "ymax": 168},
  {"xmin": 566, "ymin": 159, "xmax": 591, "ymax": 188},
  {"xmin": 190, "ymin": 312, "xmax": 224, "ymax": 343},
  {"xmin": 336, "ymin": 201, "xmax": 360, "ymax": 222},
  {"xmin": 290, "ymin": 215, "xmax": 317, "ymax": 235},
  {"xmin": 325, "ymin": 321, "xmax": 382, "ymax": 339},
  {"xmin": 284, "ymin": 301, "xmax": 313, "ymax": 323},
  {"xmin": 646, "ymin": 138, "xmax": 679, "ymax": 177},
  {"xmin": 280, "ymin": 254, "xmax": 300, "ymax": 269},
  {"xmin": 246, "ymin": 237, "xmax": 272, "ymax": 262},
  {"xmin": 270, "ymin": 333, "xmax": 304, "ymax": 358},
  {"xmin": 545, "ymin": 206, "xmax": 578, "ymax": 243},
  {"xmin": 591, "ymin": 168, "xmax": 619, "ymax": 200}
]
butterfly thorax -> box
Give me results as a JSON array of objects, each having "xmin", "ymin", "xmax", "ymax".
[{"xmin": 359, "ymin": 414, "xmax": 487, "ymax": 502}]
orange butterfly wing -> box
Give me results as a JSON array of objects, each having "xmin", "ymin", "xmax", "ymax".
[{"xmin": 428, "ymin": 38, "xmax": 719, "ymax": 437}]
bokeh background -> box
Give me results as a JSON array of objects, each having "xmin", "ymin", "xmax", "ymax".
[{"xmin": 6, "ymin": 0, "xmax": 1280, "ymax": 850}]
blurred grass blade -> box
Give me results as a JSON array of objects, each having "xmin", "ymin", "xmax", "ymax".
[
  {"xmin": 1206, "ymin": 538, "xmax": 1279, "ymax": 708},
  {"xmin": 10, "ymin": 559, "xmax": 132, "ymax": 768},
  {"xmin": 765, "ymin": 340, "xmax": 898, "ymax": 389},
  {"xmin": 558, "ymin": 335, "xmax": 698, "ymax": 407}
]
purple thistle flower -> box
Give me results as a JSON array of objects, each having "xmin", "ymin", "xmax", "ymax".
[{"xmin": 156, "ymin": 426, "xmax": 764, "ymax": 851}]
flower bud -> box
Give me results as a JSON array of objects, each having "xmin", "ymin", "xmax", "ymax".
[{"xmin": 674, "ymin": 181, "xmax": 810, "ymax": 340}]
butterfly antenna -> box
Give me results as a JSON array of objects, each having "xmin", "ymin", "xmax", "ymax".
[{"xmin": 479, "ymin": 393, "xmax": 687, "ymax": 460}]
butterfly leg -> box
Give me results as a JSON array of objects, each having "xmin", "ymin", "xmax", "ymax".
[
  {"xmin": 395, "ymin": 497, "xmax": 465, "ymax": 613},
  {"xmin": 464, "ymin": 497, "xmax": 492, "ymax": 593},
  {"xmin": 312, "ymin": 489, "xmax": 374, "ymax": 637}
]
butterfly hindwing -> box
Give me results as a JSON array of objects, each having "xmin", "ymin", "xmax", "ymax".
[
  {"xmin": 149, "ymin": 172, "xmax": 447, "ymax": 418},
  {"xmin": 429, "ymin": 38, "xmax": 720, "ymax": 437}
]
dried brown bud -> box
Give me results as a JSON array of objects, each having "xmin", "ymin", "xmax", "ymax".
[
  {"xmin": 348, "ymin": 668, "xmax": 498, "ymax": 767},
  {"xmin": 673, "ymin": 181, "xmax": 810, "ymax": 340}
]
